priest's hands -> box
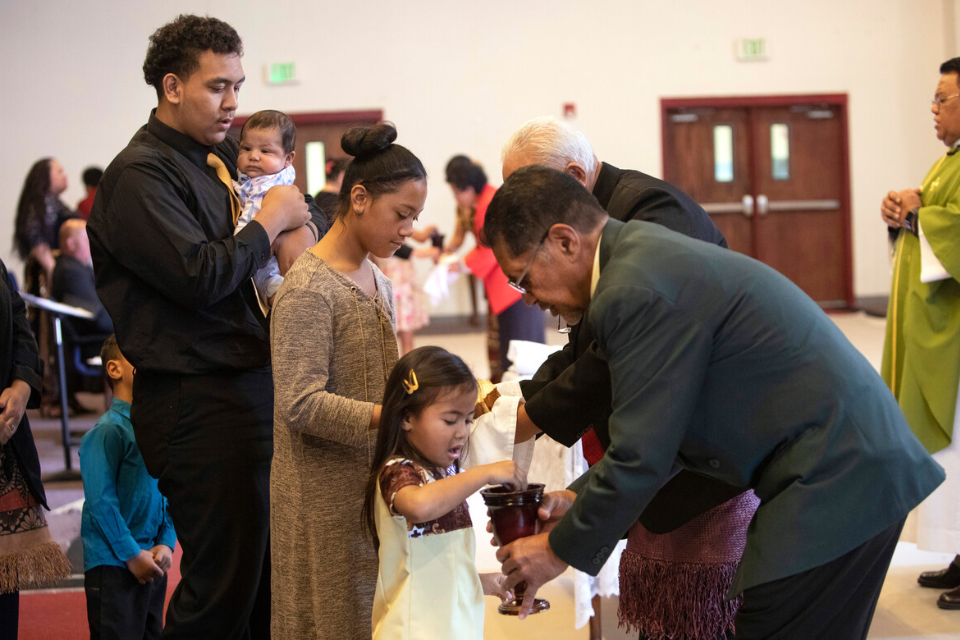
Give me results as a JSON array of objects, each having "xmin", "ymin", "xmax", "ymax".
[
  {"xmin": 484, "ymin": 489, "xmax": 577, "ymax": 619},
  {"xmin": 881, "ymin": 188, "xmax": 922, "ymax": 228},
  {"xmin": 496, "ymin": 533, "xmax": 568, "ymax": 619},
  {"xmin": 534, "ymin": 489, "xmax": 576, "ymax": 534},
  {"xmin": 486, "ymin": 489, "xmax": 576, "ymax": 545}
]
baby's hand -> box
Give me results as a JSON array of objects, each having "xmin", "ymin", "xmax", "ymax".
[
  {"xmin": 485, "ymin": 460, "xmax": 527, "ymax": 491},
  {"xmin": 479, "ymin": 572, "xmax": 514, "ymax": 602}
]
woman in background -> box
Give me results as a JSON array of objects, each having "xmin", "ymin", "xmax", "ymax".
[
  {"xmin": 14, "ymin": 158, "xmax": 76, "ymax": 290},
  {"xmin": 444, "ymin": 155, "xmax": 544, "ymax": 381}
]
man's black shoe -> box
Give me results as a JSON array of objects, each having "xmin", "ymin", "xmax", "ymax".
[
  {"xmin": 919, "ymin": 556, "xmax": 960, "ymax": 589},
  {"xmin": 938, "ymin": 584, "xmax": 960, "ymax": 609}
]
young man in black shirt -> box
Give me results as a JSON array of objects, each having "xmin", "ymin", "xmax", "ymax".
[{"xmin": 88, "ymin": 15, "xmax": 321, "ymax": 638}]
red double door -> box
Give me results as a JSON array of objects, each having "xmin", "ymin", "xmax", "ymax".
[{"xmin": 662, "ymin": 96, "xmax": 852, "ymax": 307}]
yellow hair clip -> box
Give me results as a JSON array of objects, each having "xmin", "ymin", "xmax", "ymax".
[{"xmin": 402, "ymin": 369, "xmax": 419, "ymax": 394}]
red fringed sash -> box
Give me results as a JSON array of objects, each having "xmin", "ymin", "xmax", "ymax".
[{"xmin": 618, "ymin": 491, "xmax": 760, "ymax": 640}]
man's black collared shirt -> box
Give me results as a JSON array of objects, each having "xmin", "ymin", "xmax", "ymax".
[{"xmin": 88, "ymin": 112, "xmax": 315, "ymax": 374}]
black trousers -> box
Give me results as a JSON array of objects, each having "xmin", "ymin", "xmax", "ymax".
[
  {"xmin": 85, "ymin": 565, "xmax": 166, "ymax": 639},
  {"xmin": 132, "ymin": 368, "xmax": 273, "ymax": 640},
  {"xmin": 733, "ymin": 518, "xmax": 905, "ymax": 639},
  {"xmin": 0, "ymin": 590, "xmax": 18, "ymax": 639}
]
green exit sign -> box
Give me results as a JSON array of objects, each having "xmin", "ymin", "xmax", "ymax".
[
  {"xmin": 265, "ymin": 62, "xmax": 297, "ymax": 85},
  {"xmin": 735, "ymin": 38, "xmax": 768, "ymax": 62}
]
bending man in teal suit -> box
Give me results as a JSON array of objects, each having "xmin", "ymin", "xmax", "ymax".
[{"xmin": 485, "ymin": 166, "xmax": 944, "ymax": 639}]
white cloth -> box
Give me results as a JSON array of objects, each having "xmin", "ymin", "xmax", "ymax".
[
  {"xmin": 910, "ymin": 375, "xmax": 960, "ymax": 552},
  {"xmin": 235, "ymin": 165, "xmax": 296, "ymax": 309},
  {"xmin": 462, "ymin": 380, "xmax": 535, "ymax": 472},
  {"xmin": 506, "ymin": 341, "xmax": 563, "ymax": 376},
  {"xmin": 464, "ymin": 379, "xmax": 535, "ymax": 576},
  {"xmin": 918, "ymin": 219, "xmax": 952, "ymax": 283},
  {"xmin": 423, "ymin": 254, "xmax": 462, "ymax": 306}
]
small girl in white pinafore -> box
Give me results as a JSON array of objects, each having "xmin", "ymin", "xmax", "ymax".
[{"xmin": 362, "ymin": 346, "xmax": 524, "ymax": 639}]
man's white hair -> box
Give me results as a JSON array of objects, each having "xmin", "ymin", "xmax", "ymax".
[{"xmin": 501, "ymin": 116, "xmax": 598, "ymax": 174}]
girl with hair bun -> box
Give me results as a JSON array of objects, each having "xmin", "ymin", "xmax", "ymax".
[{"xmin": 270, "ymin": 122, "xmax": 428, "ymax": 638}]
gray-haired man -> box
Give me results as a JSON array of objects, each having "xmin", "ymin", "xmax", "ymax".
[{"xmin": 505, "ymin": 118, "xmax": 736, "ymax": 527}]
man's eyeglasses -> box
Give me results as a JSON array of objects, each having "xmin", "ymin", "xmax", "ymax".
[
  {"xmin": 933, "ymin": 94, "xmax": 960, "ymax": 109},
  {"xmin": 506, "ymin": 230, "xmax": 549, "ymax": 295}
]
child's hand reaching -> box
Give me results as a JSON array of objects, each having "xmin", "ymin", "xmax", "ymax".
[
  {"xmin": 485, "ymin": 460, "xmax": 527, "ymax": 491},
  {"xmin": 479, "ymin": 572, "xmax": 514, "ymax": 602},
  {"xmin": 125, "ymin": 549, "xmax": 164, "ymax": 584},
  {"xmin": 150, "ymin": 544, "xmax": 174, "ymax": 572}
]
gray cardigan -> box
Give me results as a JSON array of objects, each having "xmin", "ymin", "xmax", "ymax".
[{"xmin": 270, "ymin": 251, "xmax": 397, "ymax": 639}]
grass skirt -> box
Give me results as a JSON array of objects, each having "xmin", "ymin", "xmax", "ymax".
[{"xmin": 0, "ymin": 445, "xmax": 70, "ymax": 593}]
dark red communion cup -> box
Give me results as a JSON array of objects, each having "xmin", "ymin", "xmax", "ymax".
[{"xmin": 480, "ymin": 483, "xmax": 551, "ymax": 616}]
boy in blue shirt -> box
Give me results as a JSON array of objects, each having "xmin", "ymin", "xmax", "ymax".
[{"xmin": 80, "ymin": 335, "xmax": 176, "ymax": 639}]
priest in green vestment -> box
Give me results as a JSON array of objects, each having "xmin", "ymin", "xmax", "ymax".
[{"xmin": 881, "ymin": 56, "xmax": 960, "ymax": 610}]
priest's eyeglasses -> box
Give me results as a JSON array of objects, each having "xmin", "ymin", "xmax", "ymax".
[
  {"xmin": 932, "ymin": 94, "xmax": 960, "ymax": 109},
  {"xmin": 506, "ymin": 230, "xmax": 550, "ymax": 294}
]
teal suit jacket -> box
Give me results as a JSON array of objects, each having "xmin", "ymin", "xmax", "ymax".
[{"xmin": 549, "ymin": 219, "xmax": 944, "ymax": 595}]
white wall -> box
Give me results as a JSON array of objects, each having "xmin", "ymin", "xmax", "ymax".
[{"xmin": 0, "ymin": 0, "xmax": 953, "ymax": 314}]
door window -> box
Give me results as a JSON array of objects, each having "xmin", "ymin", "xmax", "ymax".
[
  {"xmin": 305, "ymin": 141, "xmax": 326, "ymax": 195},
  {"xmin": 770, "ymin": 123, "xmax": 790, "ymax": 181},
  {"xmin": 713, "ymin": 125, "xmax": 734, "ymax": 183}
]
